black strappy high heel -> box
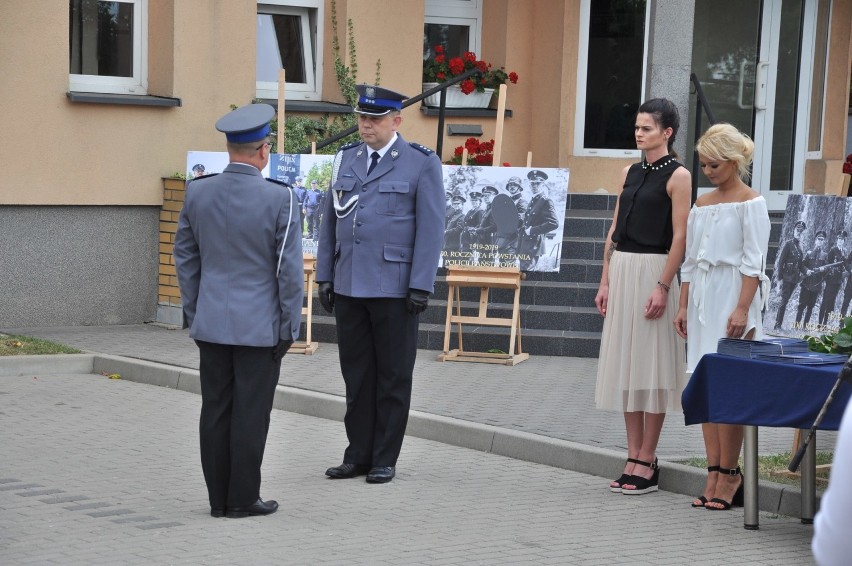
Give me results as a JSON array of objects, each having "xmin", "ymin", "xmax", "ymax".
[
  {"xmin": 706, "ymin": 466, "xmax": 744, "ymax": 510},
  {"xmin": 691, "ymin": 465, "xmax": 721, "ymax": 508}
]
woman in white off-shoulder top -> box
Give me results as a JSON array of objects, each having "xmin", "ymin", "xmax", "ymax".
[{"xmin": 673, "ymin": 123, "xmax": 770, "ymax": 511}]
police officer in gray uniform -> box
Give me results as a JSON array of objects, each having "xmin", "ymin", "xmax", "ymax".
[
  {"xmin": 174, "ymin": 103, "xmax": 303, "ymax": 518},
  {"xmin": 316, "ymin": 84, "xmax": 444, "ymax": 484}
]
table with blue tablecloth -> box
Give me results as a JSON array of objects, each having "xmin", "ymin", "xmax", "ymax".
[{"xmin": 683, "ymin": 353, "xmax": 851, "ymax": 529}]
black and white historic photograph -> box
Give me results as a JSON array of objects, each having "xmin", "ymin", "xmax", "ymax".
[
  {"xmin": 439, "ymin": 165, "xmax": 569, "ymax": 272},
  {"xmin": 764, "ymin": 194, "xmax": 852, "ymax": 338}
]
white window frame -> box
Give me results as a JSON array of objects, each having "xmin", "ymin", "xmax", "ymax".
[
  {"xmin": 69, "ymin": 0, "xmax": 148, "ymax": 95},
  {"xmin": 424, "ymin": 0, "xmax": 482, "ymax": 56},
  {"xmin": 256, "ymin": 1, "xmax": 323, "ymax": 101},
  {"xmin": 573, "ymin": 0, "xmax": 650, "ymax": 158}
]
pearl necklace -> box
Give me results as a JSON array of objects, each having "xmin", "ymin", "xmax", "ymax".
[{"xmin": 641, "ymin": 157, "xmax": 676, "ymax": 171}]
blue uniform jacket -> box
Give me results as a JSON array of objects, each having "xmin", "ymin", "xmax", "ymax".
[
  {"xmin": 174, "ymin": 163, "xmax": 303, "ymax": 346},
  {"xmin": 316, "ymin": 135, "xmax": 445, "ymax": 297}
]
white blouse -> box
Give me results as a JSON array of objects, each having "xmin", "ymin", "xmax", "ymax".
[{"xmin": 681, "ymin": 196, "xmax": 771, "ymax": 370}]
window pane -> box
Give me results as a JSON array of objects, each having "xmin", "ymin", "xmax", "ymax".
[
  {"xmin": 424, "ymin": 23, "xmax": 470, "ymax": 60},
  {"xmin": 69, "ymin": 0, "xmax": 134, "ymax": 77},
  {"xmin": 583, "ymin": 0, "xmax": 646, "ymax": 149},
  {"xmin": 257, "ymin": 13, "xmax": 306, "ymax": 84}
]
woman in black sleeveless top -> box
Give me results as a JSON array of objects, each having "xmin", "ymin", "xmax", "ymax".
[{"xmin": 594, "ymin": 99, "xmax": 691, "ymax": 495}]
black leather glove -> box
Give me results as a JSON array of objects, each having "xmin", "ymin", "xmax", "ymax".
[
  {"xmin": 272, "ymin": 339, "xmax": 293, "ymax": 362},
  {"xmin": 318, "ymin": 281, "xmax": 335, "ymax": 313},
  {"xmin": 406, "ymin": 289, "xmax": 430, "ymax": 315}
]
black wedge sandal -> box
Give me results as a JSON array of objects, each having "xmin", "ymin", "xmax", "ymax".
[
  {"xmin": 610, "ymin": 458, "xmax": 642, "ymax": 493},
  {"xmin": 621, "ymin": 457, "xmax": 659, "ymax": 495},
  {"xmin": 706, "ymin": 466, "xmax": 744, "ymax": 510},
  {"xmin": 691, "ymin": 465, "xmax": 721, "ymax": 508}
]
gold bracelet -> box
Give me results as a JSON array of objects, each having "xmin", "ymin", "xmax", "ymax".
[{"xmin": 657, "ymin": 280, "xmax": 670, "ymax": 292}]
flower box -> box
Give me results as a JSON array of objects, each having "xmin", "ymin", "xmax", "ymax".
[{"xmin": 422, "ymin": 82, "xmax": 494, "ymax": 109}]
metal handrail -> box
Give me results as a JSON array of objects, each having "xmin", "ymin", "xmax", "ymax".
[
  {"xmin": 689, "ymin": 72, "xmax": 719, "ymax": 203},
  {"xmin": 298, "ymin": 67, "xmax": 484, "ymax": 155}
]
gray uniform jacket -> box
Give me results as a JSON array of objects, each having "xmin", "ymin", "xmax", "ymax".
[
  {"xmin": 316, "ymin": 135, "xmax": 445, "ymax": 297},
  {"xmin": 174, "ymin": 163, "xmax": 303, "ymax": 347}
]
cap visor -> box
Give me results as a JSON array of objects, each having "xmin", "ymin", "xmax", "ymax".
[{"xmin": 354, "ymin": 107, "xmax": 392, "ymax": 116}]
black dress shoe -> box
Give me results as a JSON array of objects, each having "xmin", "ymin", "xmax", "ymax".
[
  {"xmin": 225, "ymin": 498, "xmax": 278, "ymax": 518},
  {"xmin": 365, "ymin": 466, "xmax": 395, "ymax": 483},
  {"xmin": 325, "ymin": 463, "xmax": 371, "ymax": 479},
  {"xmin": 210, "ymin": 507, "xmax": 226, "ymax": 518}
]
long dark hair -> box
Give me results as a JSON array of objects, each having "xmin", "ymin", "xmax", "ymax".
[{"xmin": 638, "ymin": 98, "xmax": 680, "ymax": 157}]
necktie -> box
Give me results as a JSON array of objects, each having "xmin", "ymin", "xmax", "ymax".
[{"xmin": 367, "ymin": 151, "xmax": 380, "ymax": 175}]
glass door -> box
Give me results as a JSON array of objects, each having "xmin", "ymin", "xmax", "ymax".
[{"xmin": 689, "ymin": 0, "xmax": 817, "ymax": 210}]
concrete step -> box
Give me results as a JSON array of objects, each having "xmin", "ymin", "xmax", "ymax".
[{"xmin": 302, "ymin": 316, "xmax": 602, "ymax": 358}]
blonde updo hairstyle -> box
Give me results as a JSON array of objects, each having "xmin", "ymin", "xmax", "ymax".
[{"xmin": 695, "ymin": 123, "xmax": 755, "ymax": 182}]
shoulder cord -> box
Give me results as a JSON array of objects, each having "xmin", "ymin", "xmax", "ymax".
[
  {"xmin": 276, "ymin": 186, "xmax": 294, "ymax": 277},
  {"xmin": 330, "ymin": 149, "xmax": 359, "ymax": 218}
]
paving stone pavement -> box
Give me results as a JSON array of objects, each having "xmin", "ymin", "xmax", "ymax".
[
  {"xmin": 1, "ymin": 370, "xmax": 817, "ymax": 564},
  {"xmin": 0, "ymin": 324, "xmax": 832, "ymax": 563}
]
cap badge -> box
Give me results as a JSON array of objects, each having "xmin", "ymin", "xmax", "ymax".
[{"xmin": 365, "ymin": 86, "xmax": 376, "ymax": 98}]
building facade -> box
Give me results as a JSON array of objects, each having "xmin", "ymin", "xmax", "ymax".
[{"xmin": 1, "ymin": 0, "xmax": 850, "ymax": 327}]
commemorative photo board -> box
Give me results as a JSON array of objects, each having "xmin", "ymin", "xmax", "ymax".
[
  {"xmin": 439, "ymin": 166, "xmax": 570, "ymax": 272},
  {"xmin": 764, "ymin": 194, "xmax": 852, "ymax": 338}
]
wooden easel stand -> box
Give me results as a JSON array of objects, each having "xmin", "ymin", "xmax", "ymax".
[
  {"xmin": 438, "ymin": 266, "xmax": 528, "ymax": 366},
  {"xmin": 288, "ymin": 254, "xmax": 319, "ymax": 355}
]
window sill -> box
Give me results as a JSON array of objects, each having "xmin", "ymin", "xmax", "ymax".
[
  {"xmin": 419, "ymin": 106, "xmax": 512, "ymax": 118},
  {"xmin": 259, "ymin": 99, "xmax": 353, "ymax": 114},
  {"xmin": 66, "ymin": 92, "xmax": 182, "ymax": 107}
]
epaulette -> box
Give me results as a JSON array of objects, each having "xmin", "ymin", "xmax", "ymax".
[
  {"xmin": 266, "ymin": 178, "xmax": 291, "ymax": 188},
  {"xmin": 409, "ymin": 142, "xmax": 434, "ymax": 155},
  {"xmin": 186, "ymin": 173, "xmax": 219, "ymax": 187},
  {"xmin": 338, "ymin": 140, "xmax": 362, "ymax": 152}
]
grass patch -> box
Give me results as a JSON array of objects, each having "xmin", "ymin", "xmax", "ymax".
[
  {"xmin": 677, "ymin": 452, "xmax": 834, "ymax": 490},
  {"xmin": 0, "ymin": 334, "xmax": 81, "ymax": 356}
]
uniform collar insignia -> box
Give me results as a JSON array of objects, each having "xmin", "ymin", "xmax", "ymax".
[
  {"xmin": 356, "ymin": 148, "xmax": 363, "ymax": 157},
  {"xmin": 391, "ymin": 149, "xmax": 399, "ymax": 159}
]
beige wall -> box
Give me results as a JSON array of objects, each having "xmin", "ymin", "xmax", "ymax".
[
  {"xmin": 0, "ymin": 0, "xmax": 257, "ymax": 206},
  {"xmin": 2, "ymin": 0, "xmax": 850, "ymax": 206}
]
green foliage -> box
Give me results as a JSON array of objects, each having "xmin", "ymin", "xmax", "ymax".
[{"xmin": 805, "ymin": 316, "xmax": 852, "ymax": 354}]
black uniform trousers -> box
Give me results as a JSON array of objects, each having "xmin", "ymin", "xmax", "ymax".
[
  {"xmin": 775, "ymin": 279, "xmax": 798, "ymax": 328},
  {"xmin": 196, "ymin": 340, "xmax": 281, "ymax": 509},
  {"xmin": 820, "ymin": 283, "xmax": 842, "ymax": 325},
  {"xmin": 334, "ymin": 294, "xmax": 418, "ymax": 467}
]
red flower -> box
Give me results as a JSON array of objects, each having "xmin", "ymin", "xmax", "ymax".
[
  {"xmin": 464, "ymin": 137, "xmax": 479, "ymax": 152},
  {"xmin": 423, "ymin": 47, "xmax": 520, "ymax": 96},
  {"xmin": 454, "ymin": 146, "xmax": 464, "ymax": 157}
]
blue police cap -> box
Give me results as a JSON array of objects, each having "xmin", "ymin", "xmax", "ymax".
[
  {"xmin": 354, "ymin": 84, "xmax": 407, "ymax": 116},
  {"xmin": 215, "ymin": 103, "xmax": 275, "ymax": 143}
]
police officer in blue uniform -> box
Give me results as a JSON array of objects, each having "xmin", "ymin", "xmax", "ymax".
[
  {"xmin": 174, "ymin": 103, "xmax": 303, "ymax": 518},
  {"xmin": 316, "ymin": 84, "xmax": 444, "ymax": 483}
]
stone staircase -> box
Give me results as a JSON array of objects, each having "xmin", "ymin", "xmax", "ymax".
[{"xmin": 304, "ymin": 194, "xmax": 786, "ymax": 357}]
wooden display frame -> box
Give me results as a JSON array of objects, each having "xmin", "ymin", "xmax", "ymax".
[
  {"xmin": 288, "ymin": 255, "xmax": 319, "ymax": 355},
  {"xmin": 438, "ymin": 266, "xmax": 528, "ymax": 365}
]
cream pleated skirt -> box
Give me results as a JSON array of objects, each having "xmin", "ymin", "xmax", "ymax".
[{"xmin": 594, "ymin": 250, "xmax": 687, "ymax": 413}]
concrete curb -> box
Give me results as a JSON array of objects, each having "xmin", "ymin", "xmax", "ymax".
[{"xmin": 0, "ymin": 353, "xmax": 812, "ymax": 518}]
